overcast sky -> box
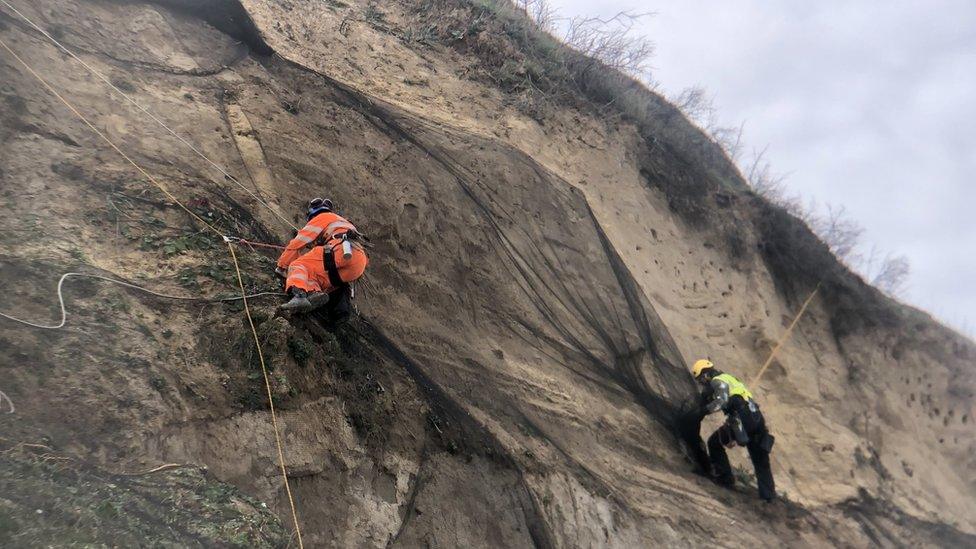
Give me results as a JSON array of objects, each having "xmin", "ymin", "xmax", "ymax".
[{"xmin": 549, "ymin": 0, "xmax": 976, "ymax": 337}]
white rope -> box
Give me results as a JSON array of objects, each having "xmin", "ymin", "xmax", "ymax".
[
  {"xmin": 0, "ymin": 0, "xmax": 299, "ymax": 232},
  {"xmin": 0, "ymin": 390, "xmax": 13, "ymax": 414},
  {"xmin": 0, "ymin": 272, "xmax": 283, "ymax": 330}
]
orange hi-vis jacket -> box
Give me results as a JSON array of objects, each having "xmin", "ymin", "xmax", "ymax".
[{"xmin": 276, "ymin": 211, "xmax": 358, "ymax": 269}]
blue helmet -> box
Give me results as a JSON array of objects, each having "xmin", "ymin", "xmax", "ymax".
[{"xmin": 307, "ymin": 197, "xmax": 334, "ymax": 220}]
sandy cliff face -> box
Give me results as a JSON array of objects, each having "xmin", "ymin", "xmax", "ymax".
[{"xmin": 1, "ymin": 0, "xmax": 972, "ymax": 546}]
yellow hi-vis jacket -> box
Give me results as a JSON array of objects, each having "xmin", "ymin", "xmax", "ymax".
[
  {"xmin": 704, "ymin": 373, "xmax": 754, "ymax": 414},
  {"xmin": 715, "ymin": 373, "xmax": 753, "ymax": 401}
]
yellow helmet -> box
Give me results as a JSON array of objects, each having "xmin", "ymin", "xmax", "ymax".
[{"xmin": 692, "ymin": 359, "xmax": 714, "ymax": 379}]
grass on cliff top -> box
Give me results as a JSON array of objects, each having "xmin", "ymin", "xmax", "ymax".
[{"xmin": 409, "ymin": 0, "xmax": 740, "ymax": 185}]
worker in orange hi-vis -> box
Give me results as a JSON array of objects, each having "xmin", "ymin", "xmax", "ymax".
[{"xmin": 276, "ymin": 198, "xmax": 368, "ymax": 313}]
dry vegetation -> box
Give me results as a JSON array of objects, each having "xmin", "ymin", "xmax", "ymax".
[
  {"xmin": 404, "ymin": 0, "xmax": 917, "ymax": 339},
  {"xmin": 408, "ymin": 0, "xmax": 745, "ymax": 187},
  {"xmin": 3, "ymin": 1, "xmax": 973, "ymax": 545},
  {"xmin": 743, "ymin": 150, "xmax": 910, "ymax": 296},
  {"xmin": 505, "ymin": 0, "xmax": 911, "ymax": 298}
]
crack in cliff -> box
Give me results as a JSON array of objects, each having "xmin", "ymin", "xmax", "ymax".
[
  {"xmin": 386, "ymin": 447, "xmax": 429, "ymax": 548},
  {"xmin": 354, "ymin": 321, "xmax": 557, "ymax": 549}
]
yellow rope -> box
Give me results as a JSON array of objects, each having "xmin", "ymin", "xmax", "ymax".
[
  {"xmin": 0, "ymin": 36, "xmax": 221, "ymax": 237},
  {"xmin": 0, "ymin": 34, "xmax": 304, "ymax": 545},
  {"xmin": 0, "ymin": 0, "xmax": 299, "ymax": 231},
  {"xmin": 228, "ymin": 243, "xmax": 304, "ymax": 548},
  {"xmin": 750, "ymin": 282, "xmax": 821, "ymax": 386}
]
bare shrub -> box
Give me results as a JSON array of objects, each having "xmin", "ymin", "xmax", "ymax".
[
  {"xmin": 562, "ymin": 11, "xmax": 655, "ymax": 80},
  {"xmin": 412, "ymin": 0, "xmax": 917, "ymax": 332},
  {"xmin": 672, "ymin": 87, "xmax": 744, "ymax": 161},
  {"xmin": 673, "ymin": 87, "xmax": 711, "ymax": 122},
  {"xmin": 742, "ymin": 144, "xmax": 914, "ymax": 296},
  {"xmin": 749, "ymin": 162, "xmax": 911, "ymax": 297},
  {"xmin": 812, "ymin": 204, "xmax": 865, "ymax": 264},
  {"xmin": 958, "ymin": 318, "xmax": 973, "ymax": 340},
  {"xmin": 538, "ymin": 4, "xmax": 912, "ymax": 301},
  {"xmin": 667, "ymin": 66, "xmax": 913, "ymax": 298},
  {"xmin": 513, "ymin": 0, "xmax": 557, "ymax": 32},
  {"xmin": 711, "ymin": 123, "xmax": 746, "ymax": 163},
  {"xmin": 746, "ymin": 147, "xmax": 801, "ymax": 215},
  {"xmin": 870, "ymin": 253, "xmax": 911, "ymax": 296}
]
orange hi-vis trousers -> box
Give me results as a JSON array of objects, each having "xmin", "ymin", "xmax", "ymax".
[{"xmin": 285, "ymin": 243, "xmax": 368, "ymax": 294}]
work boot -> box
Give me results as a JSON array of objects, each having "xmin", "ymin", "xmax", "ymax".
[
  {"xmin": 713, "ymin": 474, "xmax": 735, "ymax": 489},
  {"xmin": 280, "ymin": 289, "xmax": 312, "ymax": 313}
]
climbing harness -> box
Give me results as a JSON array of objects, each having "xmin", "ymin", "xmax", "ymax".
[
  {"xmin": 323, "ymin": 243, "xmax": 346, "ymax": 290},
  {"xmin": 321, "ymin": 232, "xmax": 364, "ymax": 287},
  {"xmin": 324, "ymin": 220, "xmax": 359, "ymax": 243}
]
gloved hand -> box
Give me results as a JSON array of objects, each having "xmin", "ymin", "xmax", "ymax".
[{"xmin": 275, "ymin": 266, "xmax": 287, "ymax": 279}]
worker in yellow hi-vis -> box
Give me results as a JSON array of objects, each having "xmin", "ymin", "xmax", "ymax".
[{"xmin": 693, "ymin": 359, "xmax": 776, "ymax": 502}]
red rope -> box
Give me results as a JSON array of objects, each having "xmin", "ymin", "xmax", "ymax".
[{"xmin": 235, "ymin": 238, "xmax": 286, "ymax": 251}]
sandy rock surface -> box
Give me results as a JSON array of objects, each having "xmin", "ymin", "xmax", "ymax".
[{"xmin": 0, "ymin": 0, "xmax": 972, "ymax": 546}]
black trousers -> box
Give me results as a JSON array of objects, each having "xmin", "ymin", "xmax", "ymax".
[
  {"xmin": 313, "ymin": 284, "xmax": 353, "ymax": 330},
  {"xmin": 707, "ymin": 409, "xmax": 776, "ymax": 501}
]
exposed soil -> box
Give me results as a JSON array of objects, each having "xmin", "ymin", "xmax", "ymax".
[{"xmin": 0, "ymin": 0, "xmax": 973, "ymax": 546}]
